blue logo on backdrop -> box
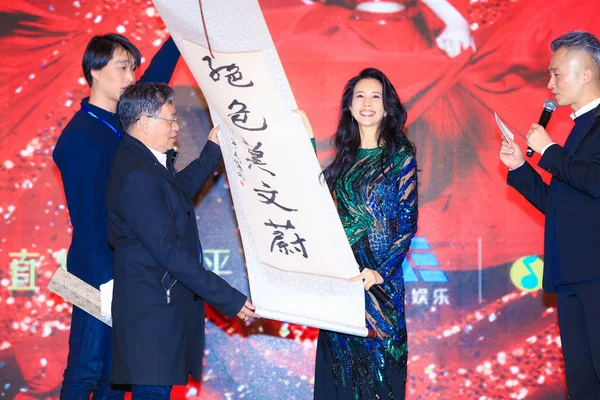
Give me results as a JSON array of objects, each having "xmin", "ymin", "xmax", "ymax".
[{"xmin": 402, "ymin": 237, "xmax": 448, "ymax": 283}]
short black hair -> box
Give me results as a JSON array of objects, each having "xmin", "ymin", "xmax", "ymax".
[
  {"xmin": 551, "ymin": 31, "xmax": 600, "ymax": 71},
  {"xmin": 118, "ymin": 82, "xmax": 174, "ymax": 133},
  {"xmin": 82, "ymin": 34, "xmax": 142, "ymax": 86}
]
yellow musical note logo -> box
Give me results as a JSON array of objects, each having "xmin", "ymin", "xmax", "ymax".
[{"xmin": 510, "ymin": 255, "xmax": 543, "ymax": 292}]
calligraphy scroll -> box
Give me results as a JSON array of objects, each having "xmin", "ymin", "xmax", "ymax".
[
  {"xmin": 47, "ymin": 268, "xmax": 110, "ymax": 326},
  {"xmin": 152, "ymin": 0, "xmax": 367, "ymax": 336}
]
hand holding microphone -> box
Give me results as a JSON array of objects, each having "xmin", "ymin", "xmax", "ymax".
[
  {"xmin": 348, "ymin": 268, "xmax": 395, "ymax": 339},
  {"xmin": 526, "ymin": 100, "xmax": 557, "ymax": 157},
  {"xmin": 348, "ymin": 268, "xmax": 395, "ymax": 311}
]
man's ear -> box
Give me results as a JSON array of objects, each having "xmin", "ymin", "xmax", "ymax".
[
  {"xmin": 90, "ymin": 68, "xmax": 101, "ymax": 83},
  {"xmin": 138, "ymin": 115, "xmax": 150, "ymax": 135},
  {"xmin": 582, "ymin": 66, "xmax": 594, "ymax": 85}
]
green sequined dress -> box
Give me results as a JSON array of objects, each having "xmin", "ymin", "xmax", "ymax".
[{"xmin": 314, "ymin": 144, "xmax": 418, "ymax": 400}]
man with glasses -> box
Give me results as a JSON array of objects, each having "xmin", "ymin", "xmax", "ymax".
[
  {"xmin": 53, "ymin": 34, "xmax": 180, "ymax": 399},
  {"xmin": 106, "ymin": 82, "xmax": 257, "ymax": 398}
]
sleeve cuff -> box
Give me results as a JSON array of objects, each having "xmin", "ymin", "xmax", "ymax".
[
  {"xmin": 540, "ymin": 142, "xmax": 556, "ymax": 156},
  {"xmin": 509, "ymin": 160, "xmax": 526, "ymax": 171},
  {"xmin": 204, "ymin": 140, "xmax": 222, "ymax": 159}
]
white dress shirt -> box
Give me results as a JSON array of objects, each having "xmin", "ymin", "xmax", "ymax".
[
  {"xmin": 540, "ymin": 97, "xmax": 600, "ymax": 156},
  {"xmin": 571, "ymin": 97, "xmax": 600, "ymax": 120},
  {"xmin": 146, "ymin": 146, "xmax": 167, "ymax": 169},
  {"xmin": 510, "ymin": 97, "xmax": 600, "ymax": 171}
]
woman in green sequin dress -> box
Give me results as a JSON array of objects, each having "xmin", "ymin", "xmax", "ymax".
[{"xmin": 300, "ymin": 68, "xmax": 418, "ymax": 399}]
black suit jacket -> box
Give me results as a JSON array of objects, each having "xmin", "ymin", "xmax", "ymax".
[
  {"xmin": 508, "ymin": 104, "xmax": 600, "ymax": 292},
  {"xmin": 53, "ymin": 38, "xmax": 180, "ymax": 288},
  {"xmin": 106, "ymin": 134, "xmax": 246, "ymax": 385}
]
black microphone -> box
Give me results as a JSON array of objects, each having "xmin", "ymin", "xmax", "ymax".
[
  {"xmin": 366, "ymin": 285, "xmax": 395, "ymax": 338},
  {"xmin": 370, "ymin": 284, "xmax": 395, "ymax": 310},
  {"xmin": 526, "ymin": 99, "xmax": 557, "ymax": 157}
]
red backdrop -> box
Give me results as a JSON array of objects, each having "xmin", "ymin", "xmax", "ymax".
[{"xmin": 2, "ymin": 0, "xmax": 599, "ymax": 398}]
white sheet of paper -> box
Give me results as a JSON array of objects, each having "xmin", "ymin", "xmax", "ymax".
[{"xmin": 495, "ymin": 112, "xmax": 515, "ymax": 142}]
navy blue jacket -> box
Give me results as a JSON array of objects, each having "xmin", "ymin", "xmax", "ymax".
[
  {"xmin": 508, "ymin": 104, "xmax": 600, "ymax": 292},
  {"xmin": 106, "ymin": 134, "xmax": 246, "ymax": 385},
  {"xmin": 53, "ymin": 38, "xmax": 180, "ymax": 288}
]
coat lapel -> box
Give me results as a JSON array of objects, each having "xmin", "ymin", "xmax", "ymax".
[
  {"xmin": 124, "ymin": 134, "xmax": 190, "ymax": 196},
  {"xmin": 572, "ymin": 104, "xmax": 600, "ymax": 153},
  {"xmin": 154, "ymin": 158, "xmax": 190, "ymax": 195}
]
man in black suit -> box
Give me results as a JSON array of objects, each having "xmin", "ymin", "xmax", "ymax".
[
  {"xmin": 53, "ymin": 33, "xmax": 180, "ymax": 399},
  {"xmin": 499, "ymin": 31, "xmax": 600, "ymax": 399},
  {"xmin": 106, "ymin": 82, "xmax": 258, "ymax": 398}
]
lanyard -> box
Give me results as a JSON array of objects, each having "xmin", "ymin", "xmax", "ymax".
[{"xmin": 81, "ymin": 105, "xmax": 122, "ymax": 139}]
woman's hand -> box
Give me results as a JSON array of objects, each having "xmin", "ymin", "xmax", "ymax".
[
  {"xmin": 420, "ymin": 0, "xmax": 476, "ymax": 58},
  {"xmin": 348, "ymin": 268, "xmax": 384, "ymax": 291},
  {"xmin": 435, "ymin": 20, "xmax": 476, "ymax": 58}
]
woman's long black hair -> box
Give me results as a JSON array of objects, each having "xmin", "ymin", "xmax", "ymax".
[{"xmin": 322, "ymin": 68, "xmax": 414, "ymax": 190}]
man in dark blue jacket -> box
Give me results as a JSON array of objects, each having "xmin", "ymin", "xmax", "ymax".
[
  {"xmin": 53, "ymin": 34, "xmax": 180, "ymax": 399},
  {"xmin": 499, "ymin": 31, "xmax": 600, "ymax": 399},
  {"xmin": 106, "ymin": 82, "xmax": 257, "ymax": 398}
]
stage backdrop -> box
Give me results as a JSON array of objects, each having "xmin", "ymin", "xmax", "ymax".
[{"xmin": 1, "ymin": 0, "xmax": 599, "ymax": 399}]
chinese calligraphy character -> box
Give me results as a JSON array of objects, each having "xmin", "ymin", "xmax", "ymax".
[
  {"xmin": 202, "ymin": 56, "xmax": 254, "ymax": 88},
  {"xmin": 203, "ymin": 249, "xmax": 232, "ymax": 276},
  {"xmin": 265, "ymin": 219, "xmax": 296, "ymax": 231},
  {"xmin": 228, "ymin": 99, "xmax": 268, "ymax": 132},
  {"xmin": 9, "ymin": 249, "xmax": 39, "ymax": 291},
  {"xmin": 254, "ymin": 182, "xmax": 297, "ymax": 212},
  {"xmin": 264, "ymin": 220, "xmax": 308, "ymax": 258},
  {"xmin": 230, "ymin": 138, "xmax": 245, "ymax": 181},
  {"xmin": 242, "ymin": 139, "xmax": 275, "ymax": 177},
  {"xmin": 433, "ymin": 288, "xmax": 450, "ymax": 305},
  {"xmin": 411, "ymin": 288, "xmax": 428, "ymax": 305},
  {"xmin": 289, "ymin": 234, "xmax": 308, "ymax": 258}
]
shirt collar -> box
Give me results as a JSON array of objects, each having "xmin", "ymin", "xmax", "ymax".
[
  {"xmin": 571, "ymin": 98, "xmax": 600, "ymax": 120},
  {"xmin": 145, "ymin": 146, "xmax": 167, "ymax": 169},
  {"xmin": 81, "ymin": 97, "xmax": 118, "ymax": 121}
]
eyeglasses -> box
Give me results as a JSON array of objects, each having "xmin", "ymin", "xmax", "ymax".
[{"xmin": 136, "ymin": 115, "xmax": 178, "ymax": 126}]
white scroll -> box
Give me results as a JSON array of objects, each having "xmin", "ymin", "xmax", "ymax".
[
  {"xmin": 152, "ymin": 0, "xmax": 367, "ymax": 336},
  {"xmin": 47, "ymin": 268, "xmax": 111, "ymax": 326}
]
